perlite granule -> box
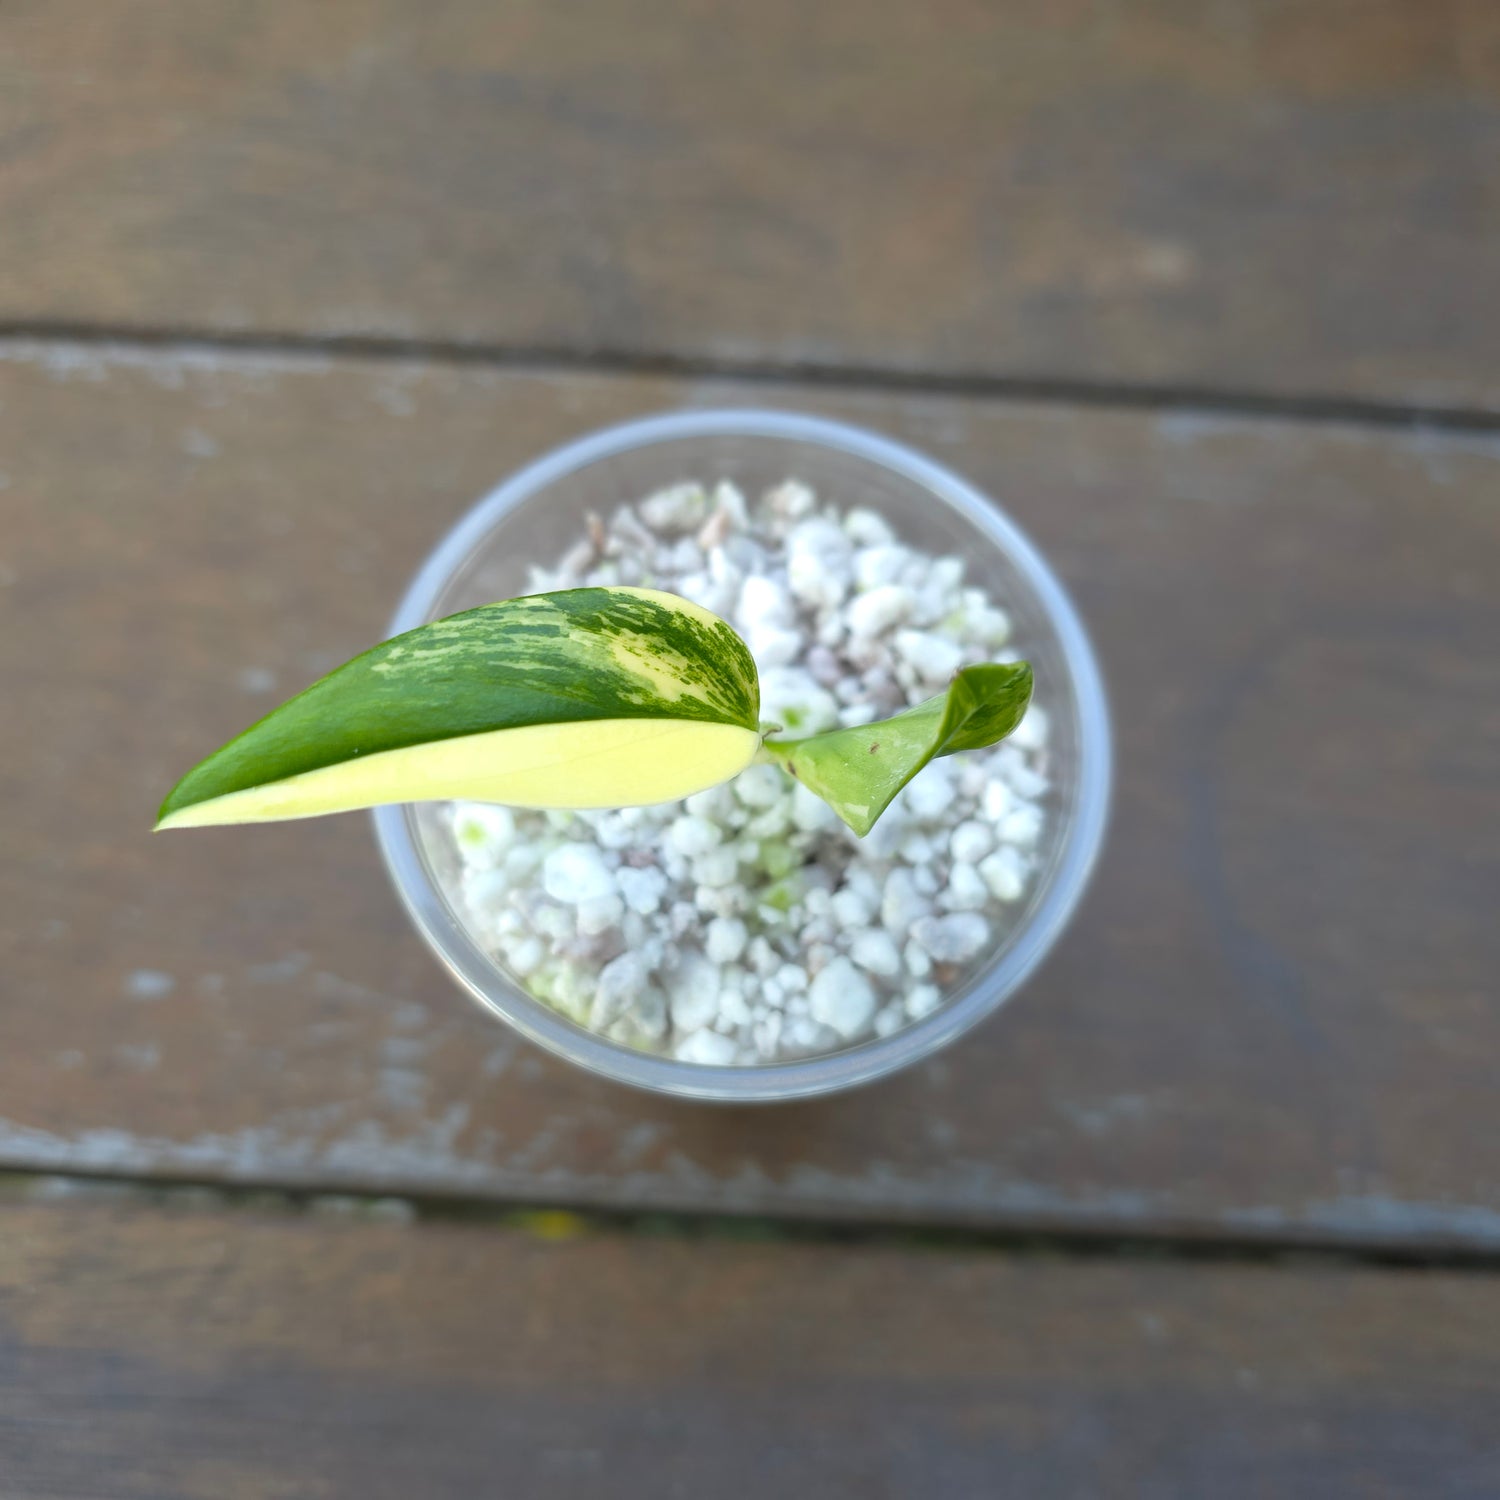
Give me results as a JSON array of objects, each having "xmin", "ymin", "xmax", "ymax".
[{"xmin": 442, "ymin": 477, "xmax": 1051, "ymax": 1064}]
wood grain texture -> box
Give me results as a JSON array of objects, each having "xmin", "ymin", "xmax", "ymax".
[
  {"xmin": 2, "ymin": 1195, "xmax": 1499, "ymax": 1498},
  {"xmin": 2, "ymin": 344, "xmax": 1499, "ymax": 1246},
  {"xmin": 4, "ymin": 0, "xmax": 1500, "ymax": 409}
]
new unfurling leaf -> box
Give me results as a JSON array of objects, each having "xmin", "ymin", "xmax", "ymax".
[{"xmin": 760, "ymin": 662, "xmax": 1033, "ymax": 835}]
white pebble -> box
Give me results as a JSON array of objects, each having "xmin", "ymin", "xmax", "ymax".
[
  {"xmin": 533, "ymin": 904, "xmax": 573, "ymax": 944},
  {"xmin": 805, "ymin": 942, "xmax": 836, "ymax": 974},
  {"xmin": 746, "ymin": 803, "xmax": 792, "ymax": 839},
  {"xmin": 981, "ymin": 779, "xmax": 1013, "ymax": 822},
  {"xmin": 864, "ymin": 804, "xmax": 906, "ymax": 864},
  {"xmin": 881, "ymin": 868, "xmax": 932, "ymax": 935},
  {"xmin": 873, "ymin": 1005, "xmax": 905, "ymax": 1038},
  {"xmin": 674, "ymin": 570, "xmax": 718, "ymax": 610},
  {"xmin": 713, "ymin": 480, "xmax": 750, "ymax": 527},
  {"xmin": 959, "ymin": 760, "xmax": 989, "ymax": 798},
  {"xmin": 453, "ymin": 803, "xmax": 516, "ymax": 864},
  {"xmin": 905, "ymin": 983, "xmax": 944, "ymax": 1020},
  {"xmin": 748, "ymin": 937, "xmax": 779, "ymax": 976},
  {"xmin": 942, "ymin": 863, "xmax": 989, "ymax": 912},
  {"xmin": 640, "ymin": 482, "xmax": 708, "ymax": 533},
  {"xmin": 787, "ymin": 549, "xmax": 851, "ymax": 610},
  {"xmin": 903, "ymin": 761, "xmax": 955, "ymax": 821},
  {"xmin": 576, "ymin": 893, "xmax": 625, "ymax": 936},
  {"xmin": 733, "ymin": 762, "xmax": 786, "ymax": 809},
  {"xmin": 542, "ymin": 845, "xmax": 616, "ymax": 905},
  {"xmin": 838, "ymin": 701, "xmax": 879, "ymax": 728},
  {"xmin": 949, "ymin": 819, "xmax": 994, "ymax": 865},
  {"xmin": 849, "ymin": 929, "xmax": 902, "ymax": 978},
  {"xmin": 591, "ymin": 951, "xmax": 651, "ymax": 1022},
  {"xmin": 501, "ymin": 934, "xmax": 544, "ymax": 978},
  {"xmin": 894, "ymin": 629, "xmax": 964, "ymax": 683},
  {"xmin": 668, "ymin": 815, "xmax": 723, "ymax": 858},
  {"xmin": 760, "ymin": 666, "xmax": 839, "ymax": 735},
  {"xmin": 705, "ymin": 917, "xmax": 748, "ymax": 964},
  {"xmin": 844, "ymin": 508, "xmax": 896, "ymax": 547},
  {"xmin": 831, "ymin": 888, "xmax": 874, "ymax": 929},
  {"xmin": 930, "ymin": 557, "xmax": 965, "ymax": 592},
  {"xmin": 738, "ymin": 574, "xmax": 793, "ymax": 632},
  {"xmin": 693, "ymin": 847, "xmax": 740, "ymax": 888},
  {"xmin": 685, "ymin": 785, "xmax": 734, "ymax": 821},
  {"xmin": 786, "ymin": 517, "xmax": 848, "ymax": 558},
  {"xmin": 847, "ymin": 583, "xmax": 914, "ymax": 639},
  {"xmin": 911, "ymin": 913, "xmax": 991, "ymax": 964},
  {"xmin": 968, "ymin": 604, "xmax": 1012, "ymax": 647},
  {"xmin": 807, "ymin": 957, "xmax": 877, "ymax": 1039},
  {"xmin": 898, "ymin": 831, "xmax": 935, "ymax": 866},
  {"xmin": 668, "ymin": 952, "xmax": 720, "ymax": 1032},
  {"xmin": 592, "ymin": 813, "xmax": 638, "ymax": 851},
  {"xmin": 782, "ymin": 1016, "xmax": 820, "ymax": 1050},
  {"xmin": 774, "ymin": 962, "xmax": 809, "ymax": 994},
  {"xmin": 854, "ymin": 546, "xmax": 910, "ymax": 591},
  {"xmin": 978, "ymin": 847, "xmax": 1027, "ymax": 903},
  {"xmin": 816, "ymin": 613, "xmax": 847, "ymax": 649},
  {"xmin": 801, "ymin": 917, "xmax": 835, "ymax": 947},
  {"xmin": 903, "ymin": 940, "xmax": 933, "ymax": 978},
  {"xmin": 999, "ymin": 805, "xmax": 1044, "ymax": 849},
  {"xmin": 461, "ymin": 869, "xmax": 510, "ymax": 916},
  {"xmin": 695, "ymin": 884, "xmax": 744, "ymax": 918},
  {"xmin": 753, "ymin": 1013, "xmax": 785, "ymax": 1053},
  {"xmin": 675, "ymin": 1029, "xmax": 738, "ymax": 1065},
  {"xmin": 1006, "ymin": 761, "xmax": 1050, "ymax": 801},
  {"xmin": 765, "ymin": 479, "xmax": 816, "ymax": 521},
  {"xmin": 719, "ymin": 985, "xmax": 752, "ymax": 1027},
  {"xmin": 792, "ymin": 781, "xmax": 839, "ymax": 832},
  {"xmin": 616, "ymin": 865, "xmax": 668, "ymax": 915},
  {"xmin": 502, "ymin": 843, "xmax": 545, "ymax": 884},
  {"xmin": 788, "ymin": 516, "xmax": 852, "ymax": 575},
  {"xmin": 747, "ymin": 625, "xmax": 805, "ymax": 667}
]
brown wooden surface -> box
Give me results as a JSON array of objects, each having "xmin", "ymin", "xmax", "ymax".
[
  {"xmin": 3, "ymin": 344, "xmax": 1497, "ymax": 1248},
  {"xmin": 5, "ymin": 1, "xmax": 1500, "ymax": 411},
  {"xmin": 0, "ymin": 1193, "xmax": 1496, "ymax": 1498}
]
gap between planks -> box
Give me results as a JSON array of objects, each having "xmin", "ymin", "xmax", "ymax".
[
  {"xmin": 6, "ymin": 1168, "xmax": 1500, "ymax": 1275},
  {"xmin": 3, "ymin": 320, "xmax": 1500, "ymax": 437}
]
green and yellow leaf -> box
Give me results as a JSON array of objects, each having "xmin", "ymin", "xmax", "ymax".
[
  {"xmin": 156, "ymin": 587, "xmax": 761, "ymax": 830},
  {"xmin": 762, "ymin": 662, "xmax": 1033, "ymax": 837}
]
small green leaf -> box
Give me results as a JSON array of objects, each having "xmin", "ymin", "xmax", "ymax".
[
  {"xmin": 762, "ymin": 662, "xmax": 1033, "ymax": 836},
  {"xmin": 157, "ymin": 587, "xmax": 761, "ymax": 829}
]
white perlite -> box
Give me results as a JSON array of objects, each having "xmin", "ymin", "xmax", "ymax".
[{"xmin": 444, "ymin": 476, "xmax": 1052, "ymax": 1065}]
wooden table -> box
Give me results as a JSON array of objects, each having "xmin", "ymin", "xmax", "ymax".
[{"xmin": 3, "ymin": 4, "xmax": 1498, "ymax": 1493}]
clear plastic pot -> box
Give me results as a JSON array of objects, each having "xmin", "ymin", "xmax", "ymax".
[{"xmin": 374, "ymin": 409, "xmax": 1110, "ymax": 1100}]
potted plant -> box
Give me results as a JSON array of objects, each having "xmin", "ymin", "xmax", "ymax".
[{"xmin": 160, "ymin": 411, "xmax": 1110, "ymax": 1099}]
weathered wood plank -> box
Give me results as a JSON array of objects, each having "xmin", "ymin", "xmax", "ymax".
[
  {"xmin": 2, "ymin": 344, "xmax": 1498, "ymax": 1246},
  {"xmin": 4, "ymin": 1, "xmax": 1499, "ymax": 408},
  {"xmin": 1, "ymin": 1195, "xmax": 1498, "ymax": 1498}
]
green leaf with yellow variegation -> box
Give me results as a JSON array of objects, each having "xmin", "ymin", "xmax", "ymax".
[
  {"xmin": 760, "ymin": 662, "xmax": 1033, "ymax": 836},
  {"xmin": 156, "ymin": 587, "xmax": 761, "ymax": 830}
]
